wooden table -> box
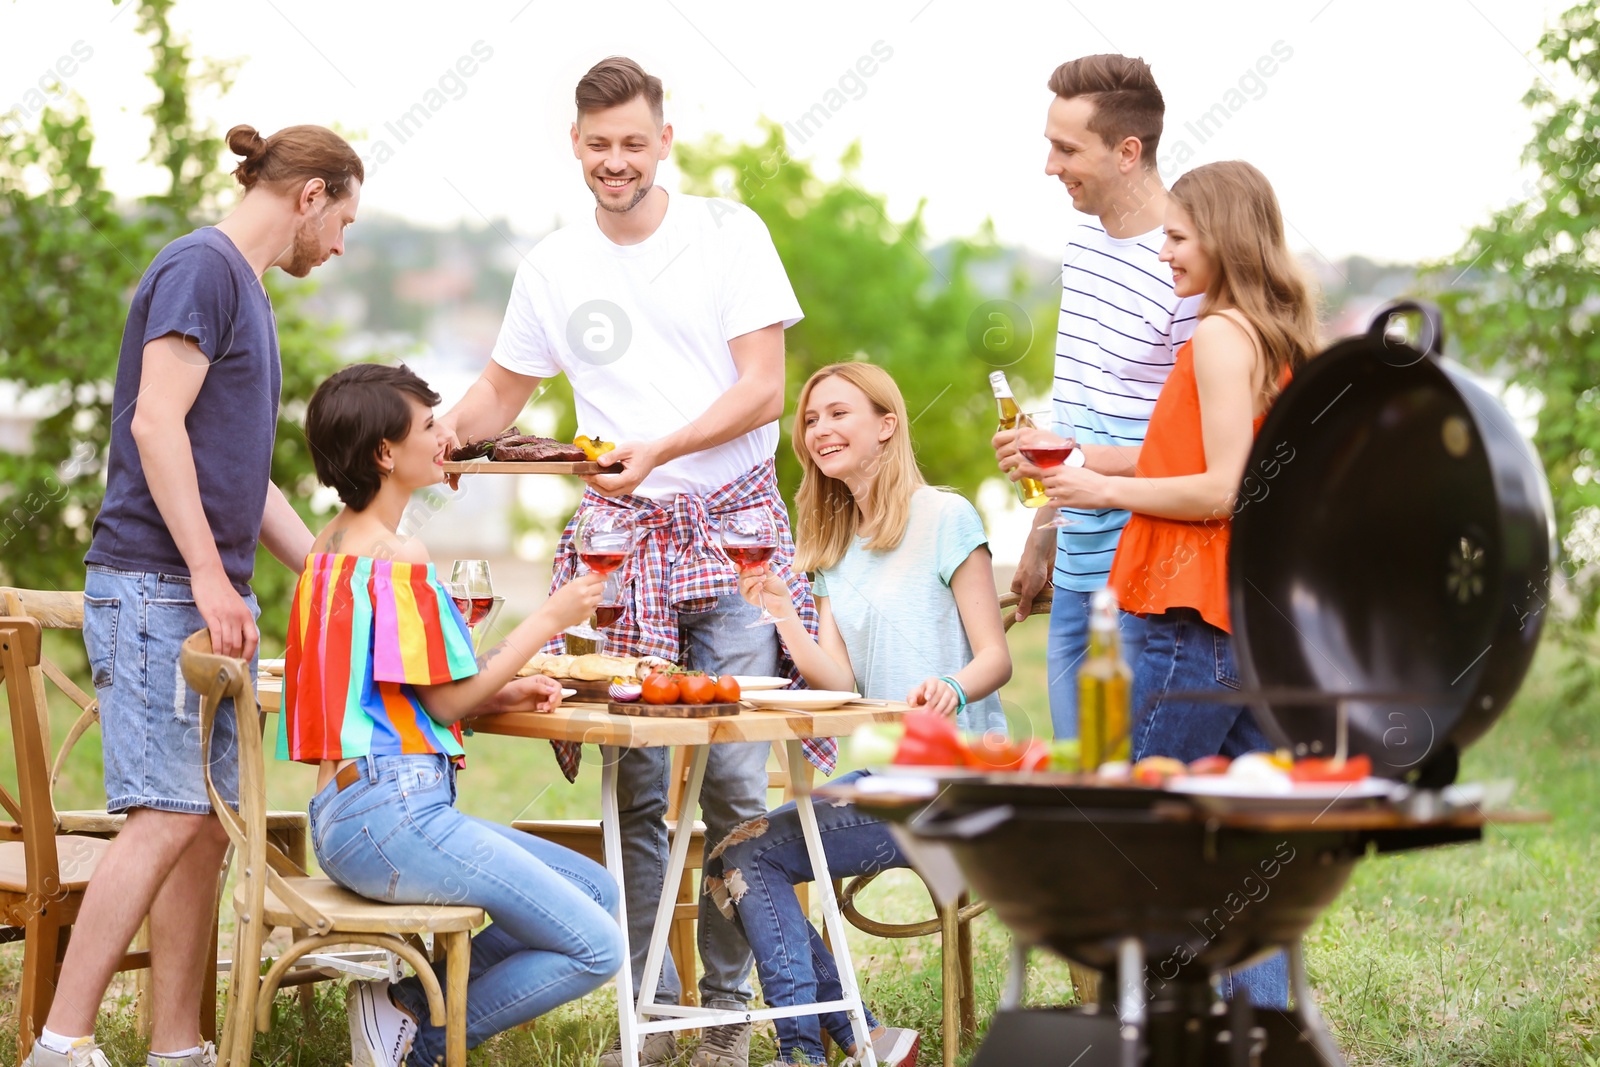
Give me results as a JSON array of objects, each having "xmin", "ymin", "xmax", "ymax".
[{"xmin": 258, "ymin": 678, "xmax": 907, "ymax": 1067}]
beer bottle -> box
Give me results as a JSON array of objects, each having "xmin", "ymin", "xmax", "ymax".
[
  {"xmin": 989, "ymin": 371, "xmax": 1049, "ymax": 508},
  {"xmin": 1078, "ymin": 588, "xmax": 1132, "ymax": 771}
]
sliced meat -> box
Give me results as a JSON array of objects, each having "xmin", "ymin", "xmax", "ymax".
[{"xmin": 492, "ymin": 436, "xmax": 589, "ymax": 463}]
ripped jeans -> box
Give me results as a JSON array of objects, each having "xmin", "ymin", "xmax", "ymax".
[{"xmin": 704, "ymin": 770, "xmax": 898, "ymax": 1065}]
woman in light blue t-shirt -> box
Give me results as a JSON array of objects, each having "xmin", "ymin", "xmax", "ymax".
[{"xmin": 707, "ymin": 362, "xmax": 1011, "ymax": 1067}]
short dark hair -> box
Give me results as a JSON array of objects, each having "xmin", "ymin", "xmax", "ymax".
[
  {"xmin": 306, "ymin": 363, "xmax": 440, "ymax": 511},
  {"xmin": 1047, "ymin": 54, "xmax": 1164, "ymax": 166},
  {"xmin": 575, "ymin": 56, "xmax": 664, "ymax": 125}
]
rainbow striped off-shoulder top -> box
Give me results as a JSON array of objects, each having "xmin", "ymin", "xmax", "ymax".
[{"xmin": 278, "ymin": 553, "xmax": 478, "ymax": 764}]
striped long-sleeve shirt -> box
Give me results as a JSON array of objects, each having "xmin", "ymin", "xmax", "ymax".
[{"xmin": 1052, "ymin": 223, "xmax": 1201, "ymax": 592}]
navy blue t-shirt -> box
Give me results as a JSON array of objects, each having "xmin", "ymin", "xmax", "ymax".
[{"xmin": 86, "ymin": 227, "xmax": 281, "ymax": 593}]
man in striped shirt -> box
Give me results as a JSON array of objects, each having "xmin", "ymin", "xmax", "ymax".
[{"xmin": 998, "ymin": 54, "xmax": 1200, "ymax": 739}]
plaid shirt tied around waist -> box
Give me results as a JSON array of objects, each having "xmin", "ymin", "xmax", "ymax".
[{"xmin": 544, "ymin": 459, "xmax": 834, "ymax": 780}]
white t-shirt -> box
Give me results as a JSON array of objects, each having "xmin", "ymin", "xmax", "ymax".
[
  {"xmin": 1052, "ymin": 222, "xmax": 1200, "ymax": 591},
  {"xmin": 812, "ymin": 487, "xmax": 1006, "ymax": 735},
  {"xmin": 491, "ymin": 193, "xmax": 804, "ymax": 500}
]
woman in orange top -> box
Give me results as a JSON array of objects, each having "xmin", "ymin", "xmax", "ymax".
[
  {"xmin": 1019, "ymin": 161, "xmax": 1316, "ymax": 1011},
  {"xmin": 1023, "ymin": 159, "xmax": 1317, "ymax": 763}
]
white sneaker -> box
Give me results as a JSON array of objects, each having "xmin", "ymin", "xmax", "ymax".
[
  {"xmin": 147, "ymin": 1043, "xmax": 217, "ymax": 1067},
  {"xmin": 872, "ymin": 1027, "xmax": 920, "ymax": 1066},
  {"xmin": 348, "ymin": 980, "xmax": 419, "ymax": 1067},
  {"xmin": 22, "ymin": 1037, "xmax": 113, "ymax": 1067}
]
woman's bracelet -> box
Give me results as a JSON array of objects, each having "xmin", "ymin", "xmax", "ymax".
[{"xmin": 938, "ymin": 675, "xmax": 968, "ymax": 711}]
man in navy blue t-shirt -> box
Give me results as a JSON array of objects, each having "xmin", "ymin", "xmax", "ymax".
[{"xmin": 26, "ymin": 125, "xmax": 361, "ymax": 1067}]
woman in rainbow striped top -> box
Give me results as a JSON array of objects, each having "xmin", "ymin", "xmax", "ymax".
[{"xmin": 280, "ymin": 363, "xmax": 618, "ymax": 1067}]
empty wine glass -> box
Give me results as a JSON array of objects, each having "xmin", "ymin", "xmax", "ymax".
[
  {"xmin": 722, "ymin": 508, "xmax": 780, "ymax": 627},
  {"xmin": 1019, "ymin": 412, "xmax": 1082, "ymax": 529}
]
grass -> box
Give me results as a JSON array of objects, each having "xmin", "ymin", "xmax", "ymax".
[{"xmin": 3, "ymin": 624, "xmax": 1596, "ymax": 1065}]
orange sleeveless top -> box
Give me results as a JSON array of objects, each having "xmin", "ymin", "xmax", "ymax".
[{"xmin": 1106, "ymin": 339, "xmax": 1285, "ymax": 634}]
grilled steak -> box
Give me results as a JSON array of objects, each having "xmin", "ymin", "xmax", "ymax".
[
  {"xmin": 492, "ymin": 435, "xmax": 590, "ymax": 463},
  {"xmin": 449, "ymin": 427, "xmax": 520, "ymax": 462}
]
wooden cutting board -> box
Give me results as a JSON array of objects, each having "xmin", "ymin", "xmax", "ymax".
[
  {"xmin": 609, "ymin": 701, "xmax": 741, "ymax": 718},
  {"xmin": 554, "ymin": 678, "xmax": 613, "ymax": 701},
  {"xmin": 445, "ymin": 460, "xmax": 601, "ymax": 475}
]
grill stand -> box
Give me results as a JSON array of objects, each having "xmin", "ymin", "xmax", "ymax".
[{"xmin": 975, "ymin": 936, "xmax": 1344, "ymax": 1067}]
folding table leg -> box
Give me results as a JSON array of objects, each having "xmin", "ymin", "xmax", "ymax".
[
  {"xmin": 636, "ymin": 745, "xmax": 708, "ymax": 1011},
  {"xmin": 786, "ymin": 740, "xmax": 877, "ymax": 1067},
  {"xmin": 600, "ymin": 746, "xmax": 640, "ymax": 1067}
]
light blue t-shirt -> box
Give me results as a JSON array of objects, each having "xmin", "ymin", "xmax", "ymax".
[{"xmin": 813, "ymin": 486, "xmax": 1006, "ymax": 734}]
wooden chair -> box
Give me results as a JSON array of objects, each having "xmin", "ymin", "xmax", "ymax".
[
  {"xmin": 179, "ymin": 630, "xmax": 482, "ymax": 1067},
  {"xmin": 511, "ymin": 742, "xmax": 803, "ymax": 1006},
  {"xmin": 0, "ymin": 615, "xmax": 153, "ymax": 1063},
  {"xmin": 0, "ymin": 586, "xmax": 312, "ymax": 1037}
]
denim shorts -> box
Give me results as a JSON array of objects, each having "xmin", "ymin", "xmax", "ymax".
[{"xmin": 84, "ymin": 564, "xmax": 258, "ymax": 814}]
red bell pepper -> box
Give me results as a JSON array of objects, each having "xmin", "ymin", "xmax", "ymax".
[
  {"xmin": 892, "ymin": 709, "xmax": 967, "ymax": 767},
  {"xmin": 964, "ymin": 732, "xmax": 1050, "ymax": 773},
  {"xmin": 1288, "ymin": 754, "xmax": 1372, "ymax": 783}
]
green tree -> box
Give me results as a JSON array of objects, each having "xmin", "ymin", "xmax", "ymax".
[
  {"xmin": 673, "ymin": 124, "xmax": 1058, "ymax": 503},
  {"xmin": 1433, "ymin": 0, "xmax": 1600, "ymax": 644},
  {"xmin": 0, "ymin": 0, "xmax": 339, "ymax": 649}
]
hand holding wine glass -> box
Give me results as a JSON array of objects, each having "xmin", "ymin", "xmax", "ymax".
[
  {"xmin": 722, "ymin": 508, "xmax": 782, "ymax": 627},
  {"xmin": 1018, "ymin": 413, "xmax": 1082, "ymax": 529},
  {"xmin": 566, "ymin": 511, "xmax": 638, "ymax": 644}
]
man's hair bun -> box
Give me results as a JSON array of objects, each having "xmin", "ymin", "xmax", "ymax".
[{"xmin": 227, "ymin": 124, "xmax": 269, "ymax": 187}]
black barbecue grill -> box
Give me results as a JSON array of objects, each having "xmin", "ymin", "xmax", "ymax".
[{"xmin": 842, "ymin": 302, "xmax": 1554, "ymax": 1067}]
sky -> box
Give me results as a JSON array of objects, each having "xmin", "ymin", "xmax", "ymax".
[{"xmin": 0, "ymin": 0, "xmax": 1576, "ymax": 268}]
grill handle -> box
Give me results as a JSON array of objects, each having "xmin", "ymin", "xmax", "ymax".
[
  {"xmin": 907, "ymin": 802, "xmax": 1016, "ymax": 841},
  {"xmin": 1369, "ymin": 298, "xmax": 1445, "ymax": 363}
]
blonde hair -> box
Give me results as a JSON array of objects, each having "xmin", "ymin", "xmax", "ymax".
[
  {"xmin": 1169, "ymin": 161, "xmax": 1319, "ymax": 398},
  {"xmin": 790, "ymin": 363, "xmax": 925, "ymax": 573}
]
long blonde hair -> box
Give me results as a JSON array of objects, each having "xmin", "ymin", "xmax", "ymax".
[
  {"xmin": 1169, "ymin": 161, "xmax": 1318, "ymax": 397},
  {"xmin": 791, "ymin": 363, "xmax": 925, "ymax": 573}
]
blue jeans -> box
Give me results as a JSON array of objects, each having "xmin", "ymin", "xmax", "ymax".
[
  {"xmin": 83, "ymin": 564, "xmax": 259, "ymax": 813},
  {"xmin": 615, "ymin": 593, "xmax": 781, "ymax": 1009},
  {"xmin": 310, "ymin": 753, "xmax": 623, "ymax": 1066},
  {"xmin": 1129, "ymin": 608, "xmax": 1274, "ymax": 763},
  {"xmin": 1129, "ymin": 608, "xmax": 1287, "ymax": 1010},
  {"xmin": 1047, "ymin": 587, "xmax": 1151, "ymax": 741},
  {"xmin": 705, "ymin": 770, "xmax": 892, "ymax": 1065}
]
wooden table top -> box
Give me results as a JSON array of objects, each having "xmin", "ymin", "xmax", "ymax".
[{"xmin": 257, "ymin": 676, "xmax": 905, "ymax": 748}]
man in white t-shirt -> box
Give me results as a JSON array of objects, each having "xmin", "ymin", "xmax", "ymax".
[{"xmin": 439, "ymin": 57, "xmax": 809, "ymax": 1067}]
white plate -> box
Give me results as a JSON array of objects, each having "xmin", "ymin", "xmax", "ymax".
[
  {"xmin": 1167, "ymin": 775, "xmax": 1400, "ymax": 813},
  {"xmin": 731, "ymin": 675, "xmax": 792, "ymax": 691},
  {"xmin": 741, "ymin": 689, "xmax": 862, "ymax": 711}
]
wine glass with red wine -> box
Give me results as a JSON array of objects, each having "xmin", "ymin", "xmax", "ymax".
[
  {"xmin": 593, "ymin": 571, "xmax": 625, "ymax": 630},
  {"xmin": 722, "ymin": 507, "xmax": 781, "ymax": 627},
  {"xmin": 447, "ymin": 560, "xmax": 502, "ymax": 653},
  {"xmin": 449, "ymin": 559, "xmax": 496, "ymax": 626},
  {"xmin": 1019, "ymin": 412, "xmax": 1082, "ymax": 529},
  {"xmin": 568, "ymin": 511, "xmax": 638, "ymax": 644}
]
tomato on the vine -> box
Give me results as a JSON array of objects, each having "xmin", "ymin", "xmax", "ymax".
[
  {"xmin": 713, "ymin": 674, "xmax": 741, "ymax": 703},
  {"xmin": 642, "ymin": 672, "xmax": 680, "ymax": 705},
  {"xmin": 679, "ymin": 673, "xmax": 716, "ymax": 705}
]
